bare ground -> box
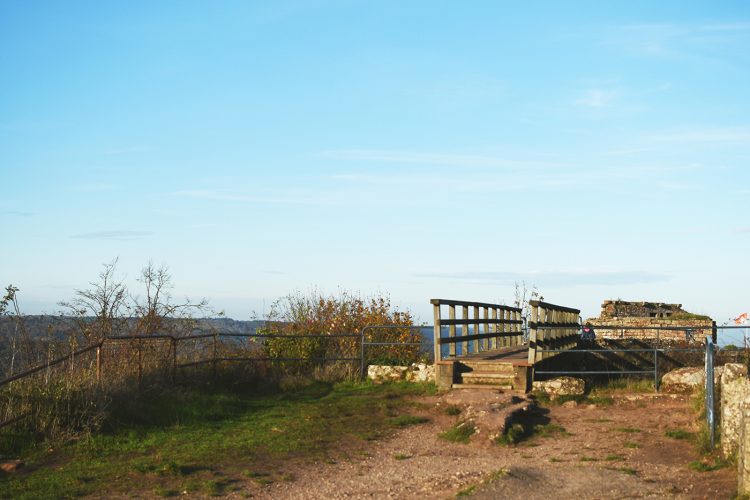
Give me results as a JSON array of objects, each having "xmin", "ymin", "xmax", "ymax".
[{"xmin": 234, "ymin": 391, "xmax": 735, "ymax": 499}]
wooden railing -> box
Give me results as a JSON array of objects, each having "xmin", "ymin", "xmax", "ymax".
[
  {"xmin": 527, "ymin": 300, "xmax": 581, "ymax": 364},
  {"xmin": 431, "ymin": 299, "xmax": 523, "ymax": 362}
]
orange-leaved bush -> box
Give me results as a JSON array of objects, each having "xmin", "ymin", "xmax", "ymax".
[{"xmin": 261, "ymin": 290, "xmax": 420, "ymax": 367}]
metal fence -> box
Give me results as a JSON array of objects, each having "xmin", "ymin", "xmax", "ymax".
[
  {"xmin": 706, "ymin": 335, "xmax": 716, "ymax": 450},
  {"xmin": 0, "ymin": 324, "xmax": 427, "ymax": 430}
]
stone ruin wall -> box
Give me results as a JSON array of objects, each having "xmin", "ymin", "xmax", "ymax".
[{"xmin": 587, "ymin": 300, "xmax": 714, "ymax": 343}]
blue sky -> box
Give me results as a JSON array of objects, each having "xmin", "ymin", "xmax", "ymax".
[{"xmin": 1, "ymin": 1, "xmax": 748, "ymax": 324}]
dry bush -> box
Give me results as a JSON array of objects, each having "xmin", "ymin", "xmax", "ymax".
[{"xmin": 261, "ymin": 290, "xmax": 420, "ymax": 373}]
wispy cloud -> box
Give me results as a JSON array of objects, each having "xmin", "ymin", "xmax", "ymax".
[
  {"xmin": 606, "ymin": 22, "xmax": 750, "ymax": 61},
  {"xmin": 650, "ymin": 126, "xmax": 750, "ymax": 144},
  {"xmin": 2, "ymin": 210, "xmax": 34, "ymax": 217},
  {"xmin": 71, "ymin": 230, "xmax": 154, "ymax": 240},
  {"xmin": 736, "ymin": 228, "xmax": 750, "ymax": 234},
  {"xmin": 317, "ymin": 149, "xmax": 563, "ymax": 169},
  {"xmin": 172, "ymin": 189, "xmax": 329, "ymax": 205},
  {"xmin": 576, "ymin": 89, "xmax": 618, "ymax": 108},
  {"xmin": 71, "ymin": 183, "xmax": 116, "ymax": 192},
  {"xmin": 415, "ymin": 270, "xmax": 670, "ymax": 287}
]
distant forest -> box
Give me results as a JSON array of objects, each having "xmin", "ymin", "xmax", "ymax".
[{"xmin": 0, "ymin": 315, "xmax": 265, "ymax": 377}]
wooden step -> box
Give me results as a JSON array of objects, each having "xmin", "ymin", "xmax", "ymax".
[
  {"xmin": 451, "ymin": 383, "xmax": 512, "ymax": 391},
  {"xmin": 461, "ymin": 372, "xmax": 515, "ymax": 385},
  {"xmin": 460, "ymin": 361, "xmax": 516, "ymax": 373}
]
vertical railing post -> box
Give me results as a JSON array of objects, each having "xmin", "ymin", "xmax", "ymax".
[
  {"xmin": 172, "ymin": 338, "xmax": 177, "ymax": 385},
  {"xmin": 705, "ymin": 336, "xmax": 715, "ymax": 450},
  {"xmin": 212, "ymin": 332, "xmax": 218, "ymax": 379},
  {"xmin": 482, "ymin": 307, "xmax": 489, "ymax": 351},
  {"xmin": 471, "ymin": 306, "xmax": 480, "ymax": 353},
  {"xmin": 137, "ymin": 339, "xmax": 143, "ymax": 387},
  {"xmin": 96, "ymin": 344, "xmax": 102, "ymax": 383},
  {"xmin": 448, "ymin": 305, "xmax": 456, "ymax": 357},
  {"xmin": 490, "ymin": 308, "xmax": 497, "ymax": 350},
  {"xmin": 527, "ymin": 303, "xmax": 539, "ymax": 365},
  {"xmin": 653, "ymin": 349, "xmax": 659, "ymax": 392},
  {"xmin": 360, "ymin": 327, "xmax": 366, "ymax": 379},
  {"xmin": 461, "ymin": 306, "xmax": 469, "ymax": 356},
  {"xmin": 432, "ymin": 302, "xmax": 442, "ymax": 363}
]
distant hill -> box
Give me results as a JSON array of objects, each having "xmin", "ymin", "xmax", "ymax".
[
  {"xmin": 0, "ymin": 315, "xmax": 266, "ymax": 377},
  {"xmin": 0, "ymin": 315, "xmax": 266, "ymax": 340}
]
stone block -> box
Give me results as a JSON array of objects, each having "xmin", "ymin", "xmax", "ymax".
[
  {"xmin": 660, "ymin": 366, "xmax": 724, "ymax": 394},
  {"xmin": 721, "ymin": 364, "xmax": 750, "ymax": 458},
  {"xmin": 532, "ymin": 376, "xmax": 585, "ymax": 399},
  {"xmin": 435, "ymin": 360, "xmax": 456, "ymax": 391}
]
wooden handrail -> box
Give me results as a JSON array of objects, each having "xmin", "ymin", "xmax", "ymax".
[{"xmin": 431, "ymin": 299, "xmax": 524, "ymax": 361}]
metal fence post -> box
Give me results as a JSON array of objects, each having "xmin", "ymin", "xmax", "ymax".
[
  {"xmin": 360, "ymin": 327, "xmax": 367, "ymax": 380},
  {"xmin": 212, "ymin": 332, "xmax": 218, "ymax": 379},
  {"xmin": 138, "ymin": 339, "xmax": 143, "ymax": 387},
  {"xmin": 653, "ymin": 349, "xmax": 659, "ymax": 391},
  {"xmin": 96, "ymin": 344, "xmax": 102, "ymax": 383},
  {"xmin": 705, "ymin": 336, "xmax": 715, "ymax": 450},
  {"xmin": 172, "ymin": 338, "xmax": 177, "ymax": 385}
]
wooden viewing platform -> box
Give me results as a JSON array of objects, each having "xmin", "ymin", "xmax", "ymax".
[{"xmin": 431, "ymin": 299, "xmax": 581, "ymax": 392}]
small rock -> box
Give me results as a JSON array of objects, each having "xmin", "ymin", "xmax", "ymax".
[
  {"xmin": 562, "ymin": 400, "xmax": 578, "ymax": 408},
  {"xmin": 532, "ymin": 377, "xmax": 585, "ymax": 399},
  {"xmin": 0, "ymin": 460, "xmax": 23, "ymax": 474}
]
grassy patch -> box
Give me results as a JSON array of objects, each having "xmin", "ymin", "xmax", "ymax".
[
  {"xmin": 689, "ymin": 458, "xmax": 730, "ymax": 472},
  {"xmin": 456, "ymin": 485, "xmax": 477, "ymax": 497},
  {"xmin": 605, "ymin": 454, "xmax": 625, "ymax": 461},
  {"xmin": 534, "ymin": 423, "xmax": 569, "ymax": 438},
  {"xmin": 617, "ymin": 467, "xmax": 637, "ymax": 475},
  {"xmin": 496, "ymin": 422, "xmax": 568, "ymax": 446},
  {"xmin": 496, "ymin": 423, "xmax": 526, "ymax": 446},
  {"xmin": 439, "ymin": 422, "xmax": 476, "ymax": 444},
  {"xmin": 0, "ymin": 381, "xmax": 435, "ymax": 499},
  {"xmin": 665, "ymin": 429, "xmax": 694, "ymax": 440},
  {"xmin": 393, "ymin": 453, "xmax": 411, "ymax": 460},
  {"xmin": 623, "ymin": 441, "xmax": 641, "ymax": 449},
  {"xmin": 613, "ymin": 427, "xmax": 641, "ymax": 434},
  {"xmin": 444, "ymin": 405, "xmax": 462, "ymax": 416},
  {"xmin": 390, "ymin": 415, "xmax": 430, "ymax": 427},
  {"xmin": 580, "ymin": 456, "xmax": 598, "ymax": 462}
]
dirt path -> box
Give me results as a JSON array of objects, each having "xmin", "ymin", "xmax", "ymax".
[{"xmin": 236, "ymin": 391, "xmax": 734, "ymax": 499}]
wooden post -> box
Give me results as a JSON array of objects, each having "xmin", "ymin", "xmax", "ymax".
[
  {"xmin": 138, "ymin": 339, "xmax": 143, "ymax": 387},
  {"xmin": 172, "ymin": 338, "xmax": 177, "ymax": 385},
  {"xmin": 448, "ymin": 305, "xmax": 456, "ymax": 358},
  {"xmin": 482, "ymin": 307, "xmax": 489, "ymax": 351},
  {"xmin": 462, "ymin": 306, "xmax": 469, "ymax": 356},
  {"xmin": 433, "ymin": 303, "xmax": 442, "ymax": 362},
  {"xmin": 472, "ymin": 306, "xmax": 479, "ymax": 353},
  {"xmin": 212, "ymin": 332, "xmax": 218, "ymax": 379},
  {"xmin": 490, "ymin": 308, "xmax": 497, "ymax": 350},
  {"xmin": 527, "ymin": 303, "xmax": 539, "ymax": 365},
  {"xmin": 95, "ymin": 345, "xmax": 102, "ymax": 383}
]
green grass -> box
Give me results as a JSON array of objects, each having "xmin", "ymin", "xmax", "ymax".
[
  {"xmin": 389, "ymin": 415, "xmax": 430, "ymax": 427},
  {"xmin": 393, "ymin": 453, "xmax": 411, "ymax": 460},
  {"xmin": 456, "ymin": 485, "xmax": 477, "ymax": 497},
  {"xmin": 0, "ymin": 380, "xmax": 435, "ymax": 499},
  {"xmin": 580, "ymin": 456, "xmax": 598, "ymax": 462},
  {"xmin": 605, "ymin": 454, "xmax": 625, "ymax": 461},
  {"xmin": 444, "ymin": 405, "xmax": 462, "ymax": 416},
  {"xmin": 665, "ymin": 429, "xmax": 694, "ymax": 440},
  {"xmin": 613, "ymin": 427, "xmax": 641, "ymax": 433},
  {"xmin": 623, "ymin": 442, "xmax": 641, "ymax": 449},
  {"xmin": 496, "ymin": 422, "xmax": 569, "ymax": 446},
  {"xmin": 496, "ymin": 423, "xmax": 526, "ymax": 446},
  {"xmin": 439, "ymin": 422, "xmax": 476, "ymax": 444},
  {"xmin": 617, "ymin": 467, "xmax": 637, "ymax": 475},
  {"xmin": 689, "ymin": 458, "xmax": 730, "ymax": 472}
]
